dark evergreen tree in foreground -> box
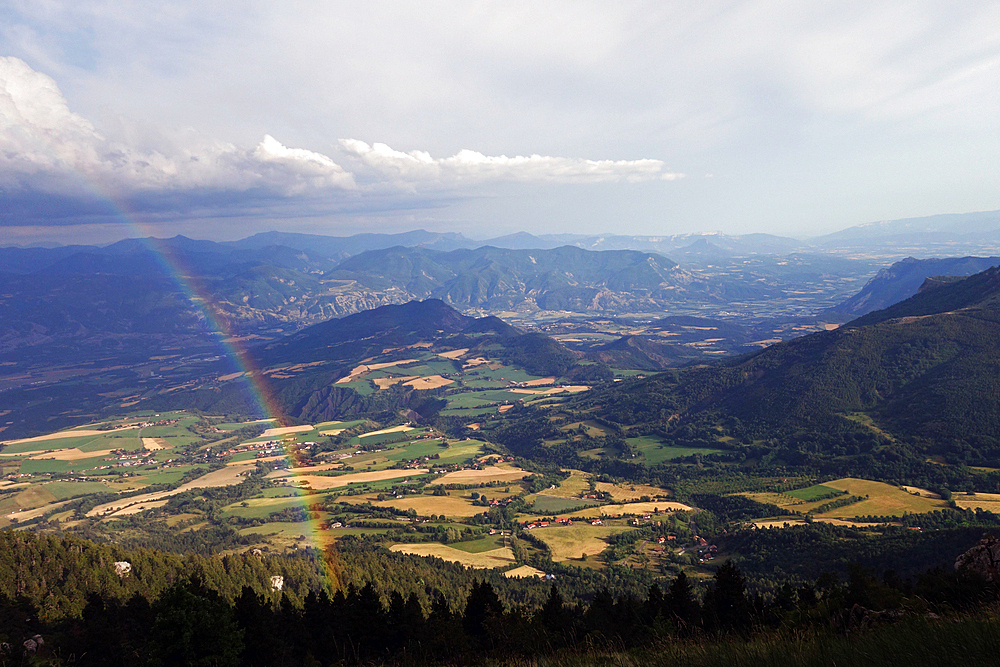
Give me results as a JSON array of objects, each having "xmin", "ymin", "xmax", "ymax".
[{"xmin": 3, "ymin": 528, "xmax": 1000, "ymax": 665}]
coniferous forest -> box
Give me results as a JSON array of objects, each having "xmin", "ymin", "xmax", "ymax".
[{"xmin": 3, "ymin": 529, "xmax": 1000, "ymax": 665}]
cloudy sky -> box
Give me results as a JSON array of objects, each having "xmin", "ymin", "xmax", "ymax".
[{"xmin": 2, "ymin": 1, "xmax": 999, "ymax": 244}]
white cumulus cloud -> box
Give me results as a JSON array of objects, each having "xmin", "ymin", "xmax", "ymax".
[
  {"xmin": 0, "ymin": 55, "xmax": 678, "ymax": 227},
  {"xmin": 339, "ymin": 139, "xmax": 682, "ymax": 187},
  {"xmin": 0, "ymin": 56, "xmax": 356, "ymax": 202}
]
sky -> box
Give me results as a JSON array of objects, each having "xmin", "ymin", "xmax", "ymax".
[{"xmin": 2, "ymin": 1, "xmax": 1000, "ymax": 245}]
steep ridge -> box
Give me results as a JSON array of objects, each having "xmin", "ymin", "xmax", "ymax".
[
  {"xmin": 583, "ymin": 266, "xmax": 1000, "ymax": 463},
  {"xmin": 327, "ymin": 244, "xmax": 779, "ymax": 312},
  {"xmin": 258, "ymin": 299, "xmax": 478, "ymax": 365},
  {"xmin": 829, "ymin": 256, "xmax": 1000, "ymax": 317}
]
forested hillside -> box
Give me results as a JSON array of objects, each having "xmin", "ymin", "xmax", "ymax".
[{"xmin": 571, "ymin": 266, "xmax": 1000, "ymax": 467}]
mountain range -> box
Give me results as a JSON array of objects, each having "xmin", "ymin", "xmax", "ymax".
[
  {"xmin": 828, "ymin": 256, "xmax": 1000, "ymax": 317},
  {"xmin": 579, "ymin": 264, "xmax": 1000, "ymax": 467},
  {"xmin": 0, "ymin": 236, "xmax": 874, "ymax": 359}
]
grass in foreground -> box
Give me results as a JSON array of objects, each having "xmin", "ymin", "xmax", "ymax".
[{"xmin": 495, "ymin": 614, "xmax": 1000, "ymax": 667}]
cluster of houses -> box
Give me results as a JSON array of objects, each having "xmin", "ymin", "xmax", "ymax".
[
  {"xmin": 523, "ymin": 517, "xmax": 605, "ymax": 530},
  {"xmin": 693, "ymin": 536, "xmax": 719, "ymax": 563},
  {"xmin": 319, "ymin": 521, "xmax": 349, "ymax": 530},
  {"xmin": 628, "ymin": 514, "xmax": 657, "ymax": 525},
  {"xmin": 219, "ymin": 440, "xmax": 285, "ymax": 458},
  {"xmin": 92, "ymin": 450, "xmax": 162, "ymax": 469}
]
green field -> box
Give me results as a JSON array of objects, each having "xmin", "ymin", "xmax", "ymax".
[
  {"xmin": 215, "ymin": 419, "xmax": 277, "ymax": 431},
  {"xmin": 530, "ymin": 494, "xmax": 601, "ymax": 513},
  {"xmin": 336, "ymin": 380, "xmax": 375, "ymax": 397},
  {"xmin": 227, "ymin": 451, "xmax": 261, "ymax": 463},
  {"xmin": 137, "ymin": 468, "xmax": 197, "ymax": 485},
  {"xmin": 67, "ymin": 457, "xmax": 117, "ymax": 471},
  {"xmin": 627, "ymin": 436, "xmax": 727, "ymax": 464},
  {"xmin": 19, "ymin": 459, "xmax": 69, "ymax": 474},
  {"xmin": 345, "ymin": 431, "xmax": 412, "ymax": 447},
  {"xmin": 80, "ymin": 434, "xmax": 138, "ymax": 451},
  {"xmin": 381, "ymin": 439, "xmax": 447, "ymax": 461},
  {"xmin": 432, "ymin": 441, "xmax": 484, "ymax": 465},
  {"xmin": 223, "ymin": 495, "xmax": 306, "ymax": 519},
  {"xmin": 238, "ymin": 521, "xmax": 315, "ymax": 539},
  {"xmin": 376, "ymin": 438, "xmax": 482, "ymax": 465},
  {"xmin": 315, "ymin": 419, "xmax": 366, "ymax": 432},
  {"xmin": 448, "ymin": 534, "xmax": 503, "ymax": 553},
  {"xmin": 351, "ymin": 474, "xmax": 432, "ymax": 491},
  {"xmin": 438, "ymin": 406, "xmax": 500, "ymax": 417},
  {"xmin": 43, "ymin": 481, "xmax": 110, "ymax": 499},
  {"xmin": 786, "ymin": 484, "xmax": 841, "ymax": 501},
  {"xmin": 461, "ymin": 368, "xmax": 544, "ymax": 388},
  {"xmin": 444, "ymin": 389, "xmax": 528, "ymax": 409},
  {"xmin": 1, "ymin": 434, "xmax": 101, "ymax": 454}
]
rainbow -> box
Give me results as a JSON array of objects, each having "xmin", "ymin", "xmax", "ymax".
[{"xmin": 71, "ymin": 198, "xmax": 341, "ymax": 593}]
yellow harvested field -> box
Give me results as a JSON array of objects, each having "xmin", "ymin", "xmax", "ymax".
[
  {"xmin": 462, "ymin": 357, "xmax": 490, "ymax": 368},
  {"xmin": 428, "ymin": 466, "xmax": 529, "ymax": 485},
  {"xmin": 370, "ymin": 494, "xmax": 481, "ymax": 517},
  {"xmin": 283, "ymin": 469, "xmax": 429, "ymax": 490},
  {"xmin": 109, "ymin": 499, "xmax": 169, "ymax": 516},
  {"xmin": 5, "ymin": 486, "xmax": 58, "ymax": 512},
  {"xmin": 87, "ymin": 466, "xmax": 254, "ymax": 516},
  {"xmin": 31, "ymin": 448, "xmax": 116, "ymax": 461},
  {"xmin": 751, "ymin": 517, "xmax": 881, "ymax": 529},
  {"xmin": 751, "ymin": 518, "xmax": 807, "ymax": 529},
  {"xmin": 260, "ymin": 425, "xmax": 315, "ymax": 438},
  {"xmin": 1, "ymin": 427, "xmax": 136, "ymax": 446},
  {"xmin": 359, "ymin": 425, "xmax": 415, "ymax": 439},
  {"xmin": 175, "ymin": 465, "xmax": 251, "ymax": 489},
  {"xmin": 510, "ymin": 385, "xmax": 590, "ymax": 395},
  {"xmin": 504, "ymin": 565, "xmax": 545, "ymax": 578},
  {"xmin": 437, "ymin": 348, "xmax": 468, "ymax": 359},
  {"xmin": 546, "ymin": 470, "xmax": 590, "ymax": 498},
  {"xmin": 816, "ymin": 517, "xmax": 873, "ymax": 527},
  {"xmin": 497, "ymin": 405, "xmax": 514, "ymax": 413},
  {"xmin": 263, "ymin": 361, "xmax": 326, "ymax": 376},
  {"xmin": 596, "ymin": 482, "xmax": 673, "ymax": 502},
  {"xmin": 389, "ymin": 544, "xmax": 515, "ymax": 569},
  {"xmin": 740, "ymin": 491, "xmax": 805, "ymax": 508},
  {"xmin": 337, "ymin": 359, "xmax": 419, "ymax": 383},
  {"xmin": 529, "ymin": 525, "xmax": 634, "ymax": 561},
  {"xmin": 319, "ymin": 429, "xmax": 346, "ymax": 436},
  {"xmin": 0, "ymin": 481, "xmax": 29, "ymax": 490},
  {"xmin": 817, "ymin": 478, "xmax": 949, "ymax": 517},
  {"xmin": 141, "ymin": 438, "xmax": 171, "ymax": 450},
  {"xmin": 227, "ymin": 455, "xmax": 285, "ymax": 466},
  {"xmin": 279, "ymin": 462, "xmax": 343, "ymax": 474},
  {"xmin": 955, "ymin": 493, "xmax": 1000, "ymax": 511},
  {"xmin": 373, "ymin": 376, "xmax": 418, "ymax": 389},
  {"xmin": 599, "ymin": 501, "xmax": 693, "ymax": 515},
  {"xmin": 900, "ymin": 485, "xmax": 941, "ymax": 499},
  {"xmin": 404, "ymin": 375, "xmax": 454, "ymax": 390},
  {"xmin": 368, "ymin": 376, "xmax": 410, "ymax": 389},
  {"xmin": 5, "ymin": 499, "xmax": 72, "ymax": 523},
  {"xmin": 522, "ymin": 377, "xmax": 556, "ymax": 386}
]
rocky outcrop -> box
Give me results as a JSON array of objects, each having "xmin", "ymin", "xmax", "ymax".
[{"xmin": 955, "ymin": 535, "xmax": 1000, "ymax": 581}]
